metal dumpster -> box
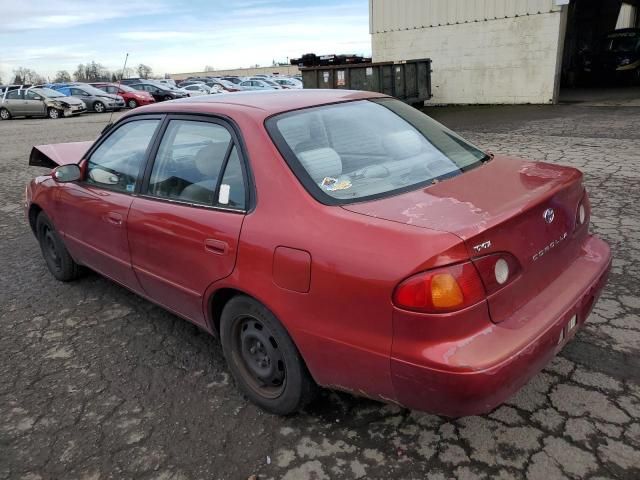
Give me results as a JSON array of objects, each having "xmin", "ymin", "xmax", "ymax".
[{"xmin": 301, "ymin": 58, "xmax": 432, "ymax": 106}]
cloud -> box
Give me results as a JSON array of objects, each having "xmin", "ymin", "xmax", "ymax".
[{"xmin": 1, "ymin": 0, "xmax": 371, "ymax": 78}]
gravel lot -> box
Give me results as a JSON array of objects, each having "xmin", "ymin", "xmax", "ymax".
[{"xmin": 1, "ymin": 103, "xmax": 639, "ymax": 480}]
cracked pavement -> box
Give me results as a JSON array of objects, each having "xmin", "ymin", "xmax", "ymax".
[{"xmin": 1, "ymin": 103, "xmax": 639, "ymax": 479}]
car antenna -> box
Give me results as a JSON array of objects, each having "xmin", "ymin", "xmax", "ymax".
[{"xmin": 104, "ymin": 52, "xmax": 129, "ymax": 133}]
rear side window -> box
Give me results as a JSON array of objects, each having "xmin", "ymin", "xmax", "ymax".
[
  {"xmin": 267, "ymin": 99, "xmax": 487, "ymax": 204},
  {"xmin": 87, "ymin": 119, "xmax": 160, "ymax": 193},
  {"xmin": 147, "ymin": 120, "xmax": 245, "ymax": 209},
  {"xmin": 6, "ymin": 90, "xmax": 23, "ymax": 100}
]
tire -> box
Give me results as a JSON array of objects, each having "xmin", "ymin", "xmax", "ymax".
[
  {"xmin": 93, "ymin": 101, "xmax": 105, "ymax": 113},
  {"xmin": 0, "ymin": 107, "xmax": 12, "ymax": 120},
  {"xmin": 164, "ymin": 95, "xmax": 173, "ymax": 101},
  {"xmin": 127, "ymin": 99, "xmax": 138, "ymax": 109},
  {"xmin": 47, "ymin": 107, "xmax": 61, "ymax": 119},
  {"xmin": 220, "ymin": 295, "xmax": 317, "ymax": 415},
  {"xmin": 36, "ymin": 212, "xmax": 81, "ymax": 282}
]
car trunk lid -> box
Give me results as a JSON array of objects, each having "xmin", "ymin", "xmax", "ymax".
[
  {"xmin": 342, "ymin": 156, "xmax": 586, "ymax": 323},
  {"xmin": 29, "ymin": 141, "xmax": 93, "ymax": 168}
]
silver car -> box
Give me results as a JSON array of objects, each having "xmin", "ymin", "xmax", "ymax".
[
  {"xmin": 0, "ymin": 87, "xmax": 86, "ymax": 120},
  {"xmin": 59, "ymin": 84, "xmax": 126, "ymax": 113}
]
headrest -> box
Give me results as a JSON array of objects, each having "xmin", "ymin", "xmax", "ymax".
[
  {"xmin": 195, "ymin": 142, "xmax": 228, "ymax": 177},
  {"xmin": 383, "ymin": 130, "xmax": 423, "ymax": 159},
  {"xmin": 297, "ymin": 147, "xmax": 342, "ymax": 183}
]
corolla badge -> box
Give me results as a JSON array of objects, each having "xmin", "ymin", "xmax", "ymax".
[{"xmin": 543, "ymin": 208, "xmax": 555, "ymax": 224}]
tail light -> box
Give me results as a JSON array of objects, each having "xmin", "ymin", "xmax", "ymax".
[
  {"xmin": 393, "ymin": 262, "xmax": 485, "ymax": 313},
  {"xmin": 472, "ymin": 253, "xmax": 521, "ymax": 296}
]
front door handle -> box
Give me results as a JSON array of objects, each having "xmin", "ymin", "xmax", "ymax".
[
  {"xmin": 205, "ymin": 238, "xmax": 228, "ymax": 255},
  {"xmin": 104, "ymin": 212, "xmax": 123, "ymax": 226}
]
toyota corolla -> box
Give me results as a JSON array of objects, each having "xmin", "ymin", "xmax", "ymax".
[{"xmin": 25, "ymin": 90, "xmax": 611, "ymax": 416}]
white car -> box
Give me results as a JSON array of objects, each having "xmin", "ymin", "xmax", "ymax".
[
  {"xmin": 181, "ymin": 84, "xmax": 213, "ymax": 96},
  {"xmin": 239, "ymin": 79, "xmax": 281, "ymax": 90}
]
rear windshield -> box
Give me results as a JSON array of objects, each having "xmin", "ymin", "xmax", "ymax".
[{"xmin": 267, "ymin": 99, "xmax": 487, "ymax": 204}]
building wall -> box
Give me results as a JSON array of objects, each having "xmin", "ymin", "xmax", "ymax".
[
  {"xmin": 370, "ymin": 0, "xmax": 566, "ymax": 104},
  {"xmin": 170, "ymin": 65, "xmax": 300, "ymax": 81},
  {"xmin": 616, "ymin": 2, "xmax": 638, "ymax": 28}
]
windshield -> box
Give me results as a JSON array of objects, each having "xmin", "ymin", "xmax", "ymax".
[
  {"xmin": 603, "ymin": 33, "xmax": 640, "ymax": 53},
  {"xmin": 118, "ymin": 84, "xmax": 136, "ymax": 92},
  {"xmin": 34, "ymin": 88, "xmax": 66, "ymax": 98},
  {"xmin": 267, "ymin": 99, "xmax": 487, "ymax": 204}
]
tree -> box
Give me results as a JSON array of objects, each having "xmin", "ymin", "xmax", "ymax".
[
  {"xmin": 203, "ymin": 65, "xmax": 214, "ymax": 72},
  {"xmin": 53, "ymin": 70, "xmax": 72, "ymax": 83},
  {"xmin": 136, "ymin": 64, "xmax": 153, "ymax": 79},
  {"xmin": 12, "ymin": 67, "xmax": 45, "ymax": 85},
  {"xmin": 73, "ymin": 62, "xmax": 111, "ymax": 82}
]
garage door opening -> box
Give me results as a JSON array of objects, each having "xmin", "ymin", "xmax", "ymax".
[{"xmin": 559, "ymin": 0, "xmax": 640, "ymax": 104}]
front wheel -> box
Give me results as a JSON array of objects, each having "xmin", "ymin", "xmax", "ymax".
[
  {"xmin": 220, "ymin": 296, "xmax": 317, "ymax": 415},
  {"xmin": 164, "ymin": 95, "xmax": 173, "ymax": 101},
  {"xmin": 127, "ymin": 99, "xmax": 138, "ymax": 108},
  {"xmin": 93, "ymin": 101, "xmax": 105, "ymax": 113},
  {"xmin": 36, "ymin": 212, "xmax": 81, "ymax": 281},
  {"xmin": 48, "ymin": 107, "xmax": 62, "ymax": 119},
  {"xmin": 0, "ymin": 108, "xmax": 11, "ymax": 120}
]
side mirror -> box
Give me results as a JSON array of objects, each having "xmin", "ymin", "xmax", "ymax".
[{"xmin": 52, "ymin": 164, "xmax": 81, "ymax": 183}]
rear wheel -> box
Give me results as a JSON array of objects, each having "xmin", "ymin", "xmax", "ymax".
[
  {"xmin": 47, "ymin": 107, "xmax": 61, "ymax": 119},
  {"xmin": 127, "ymin": 99, "xmax": 138, "ymax": 108},
  {"xmin": 164, "ymin": 95, "xmax": 173, "ymax": 101},
  {"xmin": 93, "ymin": 101, "xmax": 106, "ymax": 113},
  {"xmin": 0, "ymin": 108, "xmax": 11, "ymax": 120},
  {"xmin": 36, "ymin": 212, "xmax": 81, "ymax": 281},
  {"xmin": 220, "ymin": 295, "xmax": 316, "ymax": 415}
]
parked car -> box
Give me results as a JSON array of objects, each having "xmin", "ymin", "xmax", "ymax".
[
  {"xmin": 50, "ymin": 84, "xmax": 125, "ymax": 113},
  {"xmin": 25, "ymin": 90, "xmax": 611, "ymax": 417},
  {"xmin": 181, "ymin": 84, "xmax": 211, "ymax": 96},
  {"xmin": 221, "ymin": 76, "xmax": 243, "ymax": 85},
  {"xmin": 212, "ymin": 79, "xmax": 243, "ymax": 92},
  {"xmin": 90, "ymin": 82, "xmax": 155, "ymax": 109},
  {"xmin": 239, "ymin": 79, "xmax": 280, "ymax": 90},
  {"xmin": 273, "ymin": 78, "xmax": 303, "ymax": 89},
  {"xmin": 177, "ymin": 80, "xmax": 206, "ymax": 88},
  {"xmin": 582, "ymin": 28, "xmax": 640, "ymax": 84},
  {"xmin": 248, "ymin": 78, "xmax": 283, "ymax": 89},
  {"xmin": 1, "ymin": 87, "xmax": 86, "ymax": 120},
  {"xmin": 129, "ymin": 82, "xmax": 188, "ymax": 102}
]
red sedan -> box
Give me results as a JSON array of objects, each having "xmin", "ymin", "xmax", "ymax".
[
  {"xmin": 90, "ymin": 82, "xmax": 155, "ymax": 109},
  {"xmin": 25, "ymin": 90, "xmax": 611, "ymax": 416}
]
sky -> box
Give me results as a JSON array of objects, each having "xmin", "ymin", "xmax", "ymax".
[{"xmin": 0, "ymin": 0, "xmax": 371, "ymax": 82}]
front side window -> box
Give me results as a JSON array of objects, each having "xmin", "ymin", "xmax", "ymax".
[
  {"xmin": 267, "ymin": 99, "xmax": 487, "ymax": 204},
  {"xmin": 148, "ymin": 120, "xmax": 244, "ymax": 208},
  {"xmin": 26, "ymin": 91, "xmax": 42, "ymax": 100},
  {"xmin": 86, "ymin": 119, "xmax": 160, "ymax": 192}
]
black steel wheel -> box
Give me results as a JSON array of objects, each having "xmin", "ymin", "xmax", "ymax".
[
  {"xmin": 220, "ymin": 295, "xmax": 316, "ymax": 415},
  {"xmin": 36, "ymin": 212, "xmax": 81, "ymax": 281}
]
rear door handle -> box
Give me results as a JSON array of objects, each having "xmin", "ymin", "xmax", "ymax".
[
  {"xmin": 104, "ymin": 212, "xmax": 123, "ymax": 226},
  {"xmin": 205, "ymin": 239, "xmax": 228, "ymax": 255}
]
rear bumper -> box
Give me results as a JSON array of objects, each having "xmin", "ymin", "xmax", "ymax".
[{"xmin": 390, "ymin": 234, "xmax": 611, "ymax": 417}]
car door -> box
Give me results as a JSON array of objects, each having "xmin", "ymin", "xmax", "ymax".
[
  {"xmin": 127, "ymin": 116, "xmax": 249, "ymax": 327},
  {"xmin": 55, "ymin": 116, "xmax": 163, "ymax": 293},
  {"xmin": 24, "ymin": 90, "xmax": 46, "ymax": 116},
  {"xmin": 4, "ymin": 90, "xmax": 24, "ymax": 115}
]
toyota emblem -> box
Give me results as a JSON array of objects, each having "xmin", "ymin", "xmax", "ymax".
[{"xmin": 543, "ymin": 208, "xmax": 555, "ymax": 224}]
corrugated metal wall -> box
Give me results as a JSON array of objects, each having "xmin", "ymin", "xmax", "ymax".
[{"xmin": 370, "ymin": 0, "xmax": 563, "ymax": 33}]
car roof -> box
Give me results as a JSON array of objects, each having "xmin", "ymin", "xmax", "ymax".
[{"xmin": 136, "ymin": 89, "xmax": 387, "ymax": 116}]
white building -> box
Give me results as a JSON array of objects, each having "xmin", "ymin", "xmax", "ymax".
[{"xmin": 370, "ymin": 0, "xmax": 639, "ymax": 104}]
